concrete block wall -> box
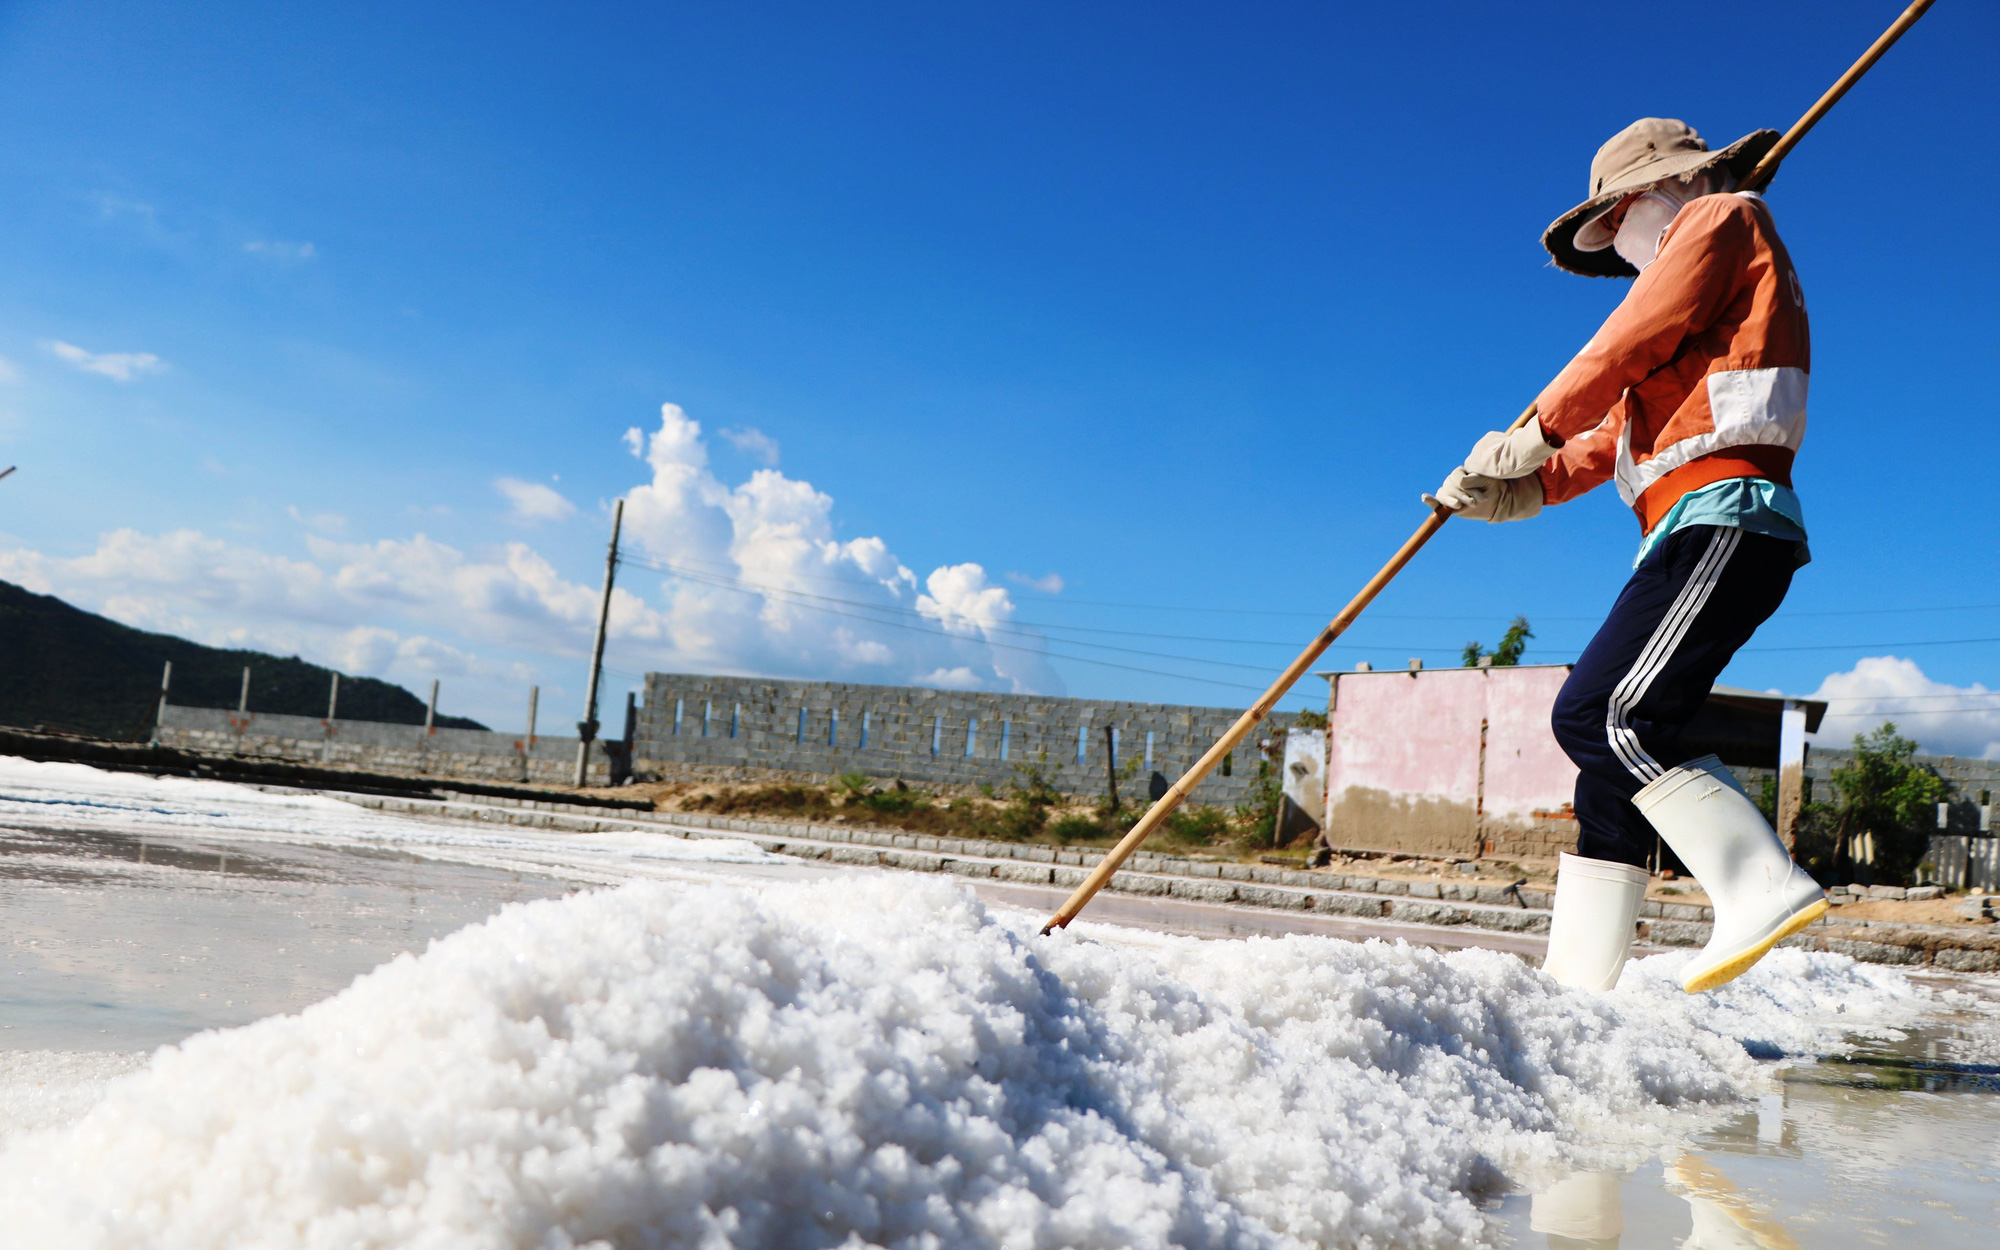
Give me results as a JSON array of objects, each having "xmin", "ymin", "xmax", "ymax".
[
  {"xmin": 157, "ymin": 705, "xmax": 617, "ymax": 786},
  {"xmin": 637, "ymin": 674, "xmax": 1269, "ymax": 805},
  {"xmin": 1803, "ymin": 748, "xmax": 2000, "ymax": 829}
]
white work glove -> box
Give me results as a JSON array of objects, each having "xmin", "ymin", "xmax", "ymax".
[
  {"xmin": 1464, "ymin": 417, "xmax": 1563, "ymax": 480},
  {"xmin": 1425, "ymin": 466, "xmax": 1492, "ymax": 513},
  {"xmin": 1424, "ymin": 467, "xmax": 1544, "ymax": 522}
]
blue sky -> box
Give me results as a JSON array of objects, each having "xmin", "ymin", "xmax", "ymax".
[{"xmin": 0, "ymin": 0, "xmax": 1994, "ymax": 752}]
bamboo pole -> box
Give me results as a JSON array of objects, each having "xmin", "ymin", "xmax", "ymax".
[
  {"xmin": 1738, "ymin": 0, "xmax": 1936, "ymax": 194},
  {"xmin": 1041, "ymin": 0, "xmax": 1938, "ymax": 935}
]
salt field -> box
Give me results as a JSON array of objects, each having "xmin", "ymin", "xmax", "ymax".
[{"xmin": 1, "ymin": 758, "xmax": 1996, "ymax": 1247}]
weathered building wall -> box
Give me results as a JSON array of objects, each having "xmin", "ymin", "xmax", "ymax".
[
  {"xmin": 636, "ymin": 673, "xmax": 1268, "ymax": 805},
  {"xmin": 1322, "ymin": 665, "xmax": 1579, "ymax": 859},
  {"xmin": 156, "ymin": 705, "xmax": 617, "ymax": 786}
]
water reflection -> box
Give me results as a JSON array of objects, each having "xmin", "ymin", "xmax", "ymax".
[
  {"xmin": 1523, "ymin": 1157, "xmax": 1802, "ymax": 1250},
  {"xmin": 1670, "ymin": 1157, "xmax": 1799, "ymax": 1249},
  {"xmin": 1503, "ymin": 1015, "xmax": 2000, "ymax": 1247},
  {"xmin": 1529, "ymin": 1170, "xmax": 1621, "ymax": 1247}
]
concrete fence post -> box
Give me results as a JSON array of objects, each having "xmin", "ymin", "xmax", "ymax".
[
  {"xmin": 522, "ymin": 684, "xmax": 539, "ymax": 783},
  {"xmin": 322, "ymin": 673, "xmax": 339, "ymax": 763},
  {"xmin": 609, "ymin": 690, "xmax": 636, "ymax": 786},
  {"xmin": 151, "ymin": 661, "xmax": 172, "ymax": 744},
  {"xmin": 1777, "ymin": 699, "xmax": 1809, "ymax": 849}
]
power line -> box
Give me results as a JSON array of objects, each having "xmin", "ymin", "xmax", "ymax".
[
  {"xmin": 624, "ymin": 554, "xmax": 1287, "ymax": 675},
  {"xmin": 619, "ymin": 553, "xmax": 2000, "ymax": 693},
  {"xmin": 639, "ymin": 552, "xmax": 2000, "ymax": 624},
  {"xmin": 1741, "ymin": 637, "xmax": 2000, "ymax": 654},
  {"xmin": 619, "ymin": 554, "xmax": 1268, "ymax": 692},
  {"xmin": 1820, "ymin": 691, "xmax": 2000, "ymax": 704}
]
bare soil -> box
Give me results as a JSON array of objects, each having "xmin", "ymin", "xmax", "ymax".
[{"xmin": 574, "ymin": 779, "xmax": 1994, "ymax": 926}]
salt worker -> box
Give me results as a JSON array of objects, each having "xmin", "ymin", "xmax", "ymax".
[{"xmin": 1427, "ymin": 118, "xmax": 1826, "ymax": 994}]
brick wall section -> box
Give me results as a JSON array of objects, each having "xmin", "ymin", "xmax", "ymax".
[
  {"xmin": 637, "ymin": 673, "xmax": 1270, "ymax": 805},
  {"xmin": 157, "ymin": 705, "xmax": 617, "ymax": 786}
]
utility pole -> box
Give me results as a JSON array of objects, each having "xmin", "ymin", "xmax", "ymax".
[
  {"xmin": 237, "ymin": 666, "xmax": 251, "ymax": 713},
  {"xmin": 575, "ymin": 499, "xmax": 625, "ymax": 787}
]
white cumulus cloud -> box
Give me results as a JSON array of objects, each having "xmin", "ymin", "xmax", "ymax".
[
  {"xmin": 1808, "ymin": 656, "xmax": 2000, "ymax": 759},
  {"xmin": 0, "ymin": 401, "xmax": 1057, "ymax": 724},
  {"xmin": 44, "ymin": 340, "xmax": 166, "ymax": 382},
  {"xmin": 243, "ymin": 239, "xmax": 317, "ymax": 262},
  {"xmin": 1007, "ymin": 571, "xmax": 1064, "ymax": 594},
  {"xmin": 622, "ymin": 403, "xmax": 1056, "ymax": 695},
  {"xmin": 495, "ymin": 478, "xmax": 577, "ymax": 523},
  {"xmin": 718, "ymin": 426, "xmax": 780, "ymax": 466}
]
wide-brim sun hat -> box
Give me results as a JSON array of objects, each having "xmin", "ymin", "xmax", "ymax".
[{"xmin": 1543, "ymin": 118, "xmax": 1781, "ymax": 278}]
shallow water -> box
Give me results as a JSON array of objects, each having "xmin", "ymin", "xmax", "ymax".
[
  {"xmin": 0, "ymin": 820, "xmax": 575, "ymax": 1049},
  {"xmin": 1487, "ymin": 995, "xmax": 2000, "ymax": 1247}
]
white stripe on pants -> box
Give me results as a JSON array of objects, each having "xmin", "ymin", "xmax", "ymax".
[{"xmin": 1603, "ymin": 526, "xmax": 1742, "ymax": 782}]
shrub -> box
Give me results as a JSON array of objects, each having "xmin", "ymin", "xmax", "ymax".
[
  {"xmin": 1048, "ymin": 814, "xmax": 1106, "ymax": 843},
  {"xmin": 1162, "ymin": 804, "xmax": 1231, "ymax": 845},
  {"xmin": 856, "ymin": 787, "xmax": 927, "ymax": 816},
  {"xmin": 688, "ymin": 784, "xmax": 832, "ymax": 818}
]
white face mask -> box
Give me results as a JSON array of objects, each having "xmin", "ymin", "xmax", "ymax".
[
  {"xmin": 1611, "ymin": 172, "xmax": 1720, "ymax": 272},
  {"xmin": 1613, "ymin": 189, "xmax": 1684, "ymax": 272}
]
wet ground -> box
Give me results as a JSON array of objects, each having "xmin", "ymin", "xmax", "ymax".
[
  {"xmin": 1486, "ymin": 990, "xmax": 2000, "ymax": 1247},
  {"xmin": 4, "ymin": 766, "xmax": 1997, "ymax": 1246},
  {"xmin": 0, "ymin": 821, "xmax": 576, "ymax": 1049}
]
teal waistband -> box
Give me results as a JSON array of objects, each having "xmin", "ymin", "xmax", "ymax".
[{"xmin": 1635, "ymin": 477, "xmax": 1810, "ymax": 568}]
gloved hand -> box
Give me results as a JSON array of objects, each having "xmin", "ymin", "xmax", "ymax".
[
  {"xmin": 1424, "ymin": 467, "xmax": 1543, "ymax": 523},
  {"xmin": 1424, "ymin": 467, "xmax": 1491, "ymax": 513},
  {"xmin": 1464, "ymin": 417, "xmax": 1562, "ymax": 480}
]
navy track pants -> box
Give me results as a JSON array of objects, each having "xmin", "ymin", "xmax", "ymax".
[{"xmin": 1551, "ymin": 525, "xmax": 1796, "ymax": 867}]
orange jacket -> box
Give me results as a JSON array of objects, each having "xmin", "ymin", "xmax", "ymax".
[{"xmin": 1535, "ymin": 192, "xmax": 1809, "ymax": 533}]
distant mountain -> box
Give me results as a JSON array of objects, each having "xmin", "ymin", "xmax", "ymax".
[{"xmin": 0, "ymin": 580, "xmax": 487, "ymax": 740}]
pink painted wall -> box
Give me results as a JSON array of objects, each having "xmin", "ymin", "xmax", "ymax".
[
  {"xmin": 1479, "ymin": 666, "xmax": 1578, "ymax": 823},
  {"xmin": 1324, "ymin": 665, "xmax": 1579, "ymax": 857}
]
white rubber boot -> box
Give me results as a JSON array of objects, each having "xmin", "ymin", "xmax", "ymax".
[
  {"xmin": 1541, "ymin": 853, "xmax": 1650, "ymax": 991},
  {"xmin": 1633, "ymin": 754, "xmax": 1827, "ymax": 993}
]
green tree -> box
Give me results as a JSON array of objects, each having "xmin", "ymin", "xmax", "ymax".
[
  {"xmin": 1786, "ymin": 724, "xmax": 1948, "ymax": 886},
  {"xmin": 1462, "ymin": 616, "xmax": 1534, "ymax": 668}
]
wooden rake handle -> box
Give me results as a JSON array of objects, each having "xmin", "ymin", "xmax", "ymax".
[
  {"xmin": 1036, "ymin": 406, "xmax": 1530, "ymax": 935},
  {"xmin": 1739, "ymin": 0, "xmax": 1936, "ymax": 194}
]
